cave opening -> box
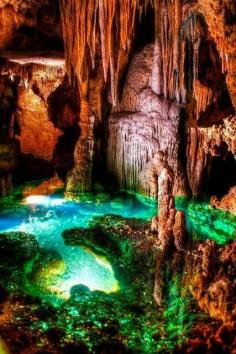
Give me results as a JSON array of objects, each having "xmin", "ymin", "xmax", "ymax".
[
  {"xmin": 197, "ymin": 37, "xmax": 234, "ymax": 126},
  {"xmin": 132, "ymin": 4, "xmax": 155, "ymax": 51},
  {"xmin": 202, "ymin": 143, "xmax": 236, "ymax": 198}
]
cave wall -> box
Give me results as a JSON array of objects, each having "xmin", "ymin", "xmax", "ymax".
[
  {"xmin": 0, "ymin": 0, "xmax": 62, "ymax": 51},
  {"xmin": 0, "ymin": 57, "xmax": 80, "ymax": 182},
  {"xmin": 0, "ymin": 60, "xmax": 63, "ymax": 159},
  {"xmin": 0, "ymin": 0, "xmax": 235, "ymax": 199},
  {"xmin": 59, "ymin": 0, "xmax": 235, "ymax": 197}
]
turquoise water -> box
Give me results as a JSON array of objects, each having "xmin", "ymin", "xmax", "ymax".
[
  {"xmin": 0, "ymin": 188, "xmax": 235, "ymax": 299},
  {"xmin": 0, "ymin": 191, "xmax": 156, "ymax": 298},
  {"xmin": 0, "ymin": 186, "xmax": 235, "ymax": 353},
  {"xmin": 0, "ymin": 190, "xmax": 235, "ymax": 251}
]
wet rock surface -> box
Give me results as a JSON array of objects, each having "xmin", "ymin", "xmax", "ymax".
[
  {"xmin": 0, "ymin": 231, "xmax": 39, "ymax": 264},
  {"xmin": 0, "ymin": 200, "xmax": 235, "ymax": 353},
  {"xmin": 211, "ymin": 186, "xmax": 236, "ymax": 215},
  {"xmin": 188, "ymin": 240, "xmax": 236, "ymax": 323}
]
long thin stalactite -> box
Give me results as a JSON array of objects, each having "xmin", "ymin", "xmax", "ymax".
[{"xmin": 60, "ymin": 0, "xmax": 157, "ymax": 105}]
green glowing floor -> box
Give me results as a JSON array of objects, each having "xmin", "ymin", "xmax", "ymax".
[{"xmin": 0, "ymin": 183, "xmax": 235, "ymax": 353}]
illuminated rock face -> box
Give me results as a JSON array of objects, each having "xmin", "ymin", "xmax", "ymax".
[
  {"xmin": 189, "ymin": 240, "xmax": 236, "ymax": 323},
  {"xmin": 59, "ymin": 0, "xmax": 235, "ymax": 196},
  {"xmin": 108, "ymin": 43, "xmax": 188, "ymax": 197},
  {"xmin": 22, "ymin": 174, "xmax": 64, "ymax": 197},
  {"xmin": 0, "ymin": 59, "xmax": 79, "ymax": 170},
  {"xmin": 211, "ymin": 186, "xmax": 236, "ymax": 215},
  {"xmin": 18, "ymin": 85, "xmax": 62, "ymax": 161}
]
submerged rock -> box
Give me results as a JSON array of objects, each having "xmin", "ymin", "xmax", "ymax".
[
  {"xmin": 70, "ymin": 284, "xmax": 90, "ymax": 300},
  {"xmin": 62, "ymin": 227, "xmax": 120, "ymax": 259}
]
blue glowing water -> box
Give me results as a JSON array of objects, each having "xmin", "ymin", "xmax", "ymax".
[
  {"xmin": 0, "ymin": 192, "xmax": 156, "ymax": 297},
  {"xmin": 0, "ymin": 189, "xmax": 235, "ymax": 298}
]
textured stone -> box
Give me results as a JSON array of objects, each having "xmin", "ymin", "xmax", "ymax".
[
  {"xmin": 189, "ymin": 240, "xmax": 236, "ymax": 323},
  {"xmin": 108, "ymin": 43, "xmax": 188, "ymax": 197},
  {"xmin": 0, "ymin": 231, "xmax": 39, "ymax": 264},
  {"xmin": 211, "ymin": 186, "xmax": 236, "ymax": 215}
]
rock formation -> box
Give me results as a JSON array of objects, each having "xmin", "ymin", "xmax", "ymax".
[
  {"xmin": 0, "ymin": 140, "xmax": 19, "ymax": 196},
  {"xmin": 211, "ymin": 186, "xmax": 236, "ymax": 215},
  {"xmin": 150, "ymin": 151, "xmax": 186, "ymax": 251},
  {"xmin": 58, "ymin": 0, "xmax": 236, "ymax": 198},
  {"xmin": 189, "ymin": 240, "xmax": 236, "ymax": 323},
  {"xmin": 0, "ymin": 1, "xmax": 235, "ymax": 353},
  {"xmin": 108, "ymin": 43, "xmax": 188, "ymax": 197}
]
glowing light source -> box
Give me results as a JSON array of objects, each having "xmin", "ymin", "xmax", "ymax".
[
  {"xmin": 24, "ymin": 195, "xmax": 65, "ymax": 207},
  {"xmin": 29, "ymin": 248, "xmax": 120, "ymax": 300}
]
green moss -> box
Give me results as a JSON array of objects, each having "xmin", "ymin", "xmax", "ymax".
[
  {"xmin": 187, "ymin": 202, "xmax": 236, "ymax": 245},
  {"xmin": 0, "ymin": 186, "xmax": 233, "ymax": 353}
]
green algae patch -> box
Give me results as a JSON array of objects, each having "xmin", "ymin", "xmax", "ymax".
[
  {"xmin": 187, "ymin": 202, "xmax": 236, "ymax": 245},
  {"xmin": 0, "ymin": 187, "xmax": 230, "ymax": 353}
]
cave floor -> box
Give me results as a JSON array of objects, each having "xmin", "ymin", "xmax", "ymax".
[{"xmin": 0, "ymin": 181, "xmax": 235, "ymax": 354}]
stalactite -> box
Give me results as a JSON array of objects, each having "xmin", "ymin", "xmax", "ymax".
[
  {"xmin": 60, "ymin": 0, "xmax": 151, "ymax": 105},
  {"xmin": 186, "ymin": 127, "xmax": 208, "ymax": 195},
  {"xmin": 193, "ymin": 79, "xmax": 213, "ymax": 120},
  {"xmin": 0, "ymin": 60, "xmax": 65, "ymax": 85},
  {"xmin": 107, "ymin": 110, "xmax": 187, "ymax": 196},
  {"xmin": 199, "ymin": 116, "xmax": 236, "ymax": 157}
]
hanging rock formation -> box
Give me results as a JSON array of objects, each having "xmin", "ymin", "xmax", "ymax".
[
  {"xmin": 59, "ymin": 0, "xmax": 235, "ymax": 197},
  {"xmin": 108, "ymin": 43, "xmax": 188, "ymax": 197}
]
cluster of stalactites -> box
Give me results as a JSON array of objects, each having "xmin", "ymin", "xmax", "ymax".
[
  {"xmin": 0, "ymin": 60, "xmax": 65, "ymax": 89},
  {"xmin": 60, "ymin": 0, "xmax": 154, "ymax": 104},
  {"xmin": 60, "ymin": 0, "xmax": 219, "ymax": 109}
]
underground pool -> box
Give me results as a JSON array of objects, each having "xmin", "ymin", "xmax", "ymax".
[{"xmin": 0, "ymin": 183, "xmax": 235, "ymax": 353}]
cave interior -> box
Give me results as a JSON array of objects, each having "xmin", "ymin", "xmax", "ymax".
[{"xmin": 0, "ymin": 1, "xmax": 235, "ymax": 353}]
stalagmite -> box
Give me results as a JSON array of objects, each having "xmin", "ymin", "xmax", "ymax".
[
  {"xmin": 150, "ymin": 152, "xmax": 186, "ymax": 251},
  {"xmin": 173, "ymin": 210, "xmax": 186, "ymax": 250},
  {"xmin": 151, "ymin": 151, "xmax": 176, "ymax": 249}
]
